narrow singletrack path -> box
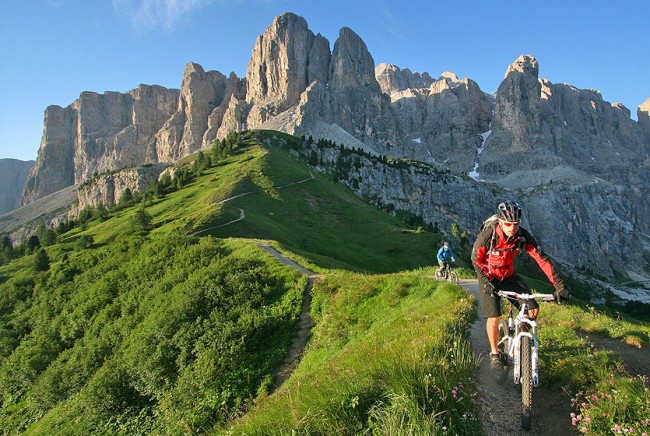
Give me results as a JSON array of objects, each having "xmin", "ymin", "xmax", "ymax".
[
  {"xmin": 256, "ymin": 244, "xmax": 322, "ymax": 392},
  {"xmin": 188, "ymin": 171, "xmax": 315, "ymax": 236},
  {"xmin": 461, "ymin": 282, "xmax": 577, "ymax": 435}
]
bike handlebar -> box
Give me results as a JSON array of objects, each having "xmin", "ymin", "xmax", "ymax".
[{"xmin": 497, "ymin": 291, "xmax": 555, "ymax": 302}]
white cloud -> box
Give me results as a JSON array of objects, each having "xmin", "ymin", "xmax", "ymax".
[
  {"xmin": 112, "ymin": 0, "xmax": 217, "ymax": 32},
  {"xmin": 380, "ymin": 4, "xmax": 406, "ymax": 41}
]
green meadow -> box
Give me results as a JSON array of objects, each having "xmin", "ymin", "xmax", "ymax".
[{"xmin": 0, "ymin": 131, "xmax": 647, "ymax": 435}]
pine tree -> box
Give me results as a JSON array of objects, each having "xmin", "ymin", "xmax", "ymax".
[{"xmin": 34, "ymin": 248, "xmax": 50, "ymax": 271}]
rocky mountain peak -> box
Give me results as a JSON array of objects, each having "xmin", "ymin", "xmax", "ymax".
[
  {"xmin": 638, "ymin": 97, "xmax": 650, "ymax": 141},
  {"xmin": 440, "ymin": 71, "xmax": 459, "ymax": 81},
  {"xmin": 10, "ymin": 13, "xmax": 650, "ymax": 293},
  {"xmin": 376, "ymin": 63, "xmax": 433, "ymax": 94},
  {"xmin": 246, "ymin": 12, "xmax": 314, "ymax": 106},
  {"xmin": 505, "ymin": 54, "xmax": 539, "ymax": 78},
  {"xmin": 329, "ymin": 27, "xmax": 377, "ymax": 90}
]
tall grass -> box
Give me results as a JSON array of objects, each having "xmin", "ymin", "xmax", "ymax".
[
  {"xmin": 219, "ymin": 272, "xmax": 480, "ymax": 435},
  {"xmin": 537, "ymin": 302, "xmax": 650, "ymax": 435}
]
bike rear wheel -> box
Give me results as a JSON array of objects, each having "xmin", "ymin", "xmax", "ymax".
[{"xmin": 521, "ymin": 335, "xmax": 533, "ymax": 430}]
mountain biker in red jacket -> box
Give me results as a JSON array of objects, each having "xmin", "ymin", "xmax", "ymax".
[{"xmin": 471, "ymin": 200, "xmax": 568, "ymax": 381}]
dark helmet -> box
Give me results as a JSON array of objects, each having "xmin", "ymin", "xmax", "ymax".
[{"xmin": 497, "ymin": 200, "xmax": 522, "ymax": 222}]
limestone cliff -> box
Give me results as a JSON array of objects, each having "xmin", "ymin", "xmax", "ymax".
[
  {"xmin": 0, "ymin": 159, "xmax": 34, "ymax": 214},
  {"xmin": 12, "ymin": 13, "xmax": 650, "ymax": 291},
  {"xmin": 478, "ymin": 55, "xmax": 649, "ymax": 185},
  {"xmin": 21, "ymin": 85, "xmax": 179, "ymax": 205},
  {"xmin": 75, "ymin": 164, "xmax": 169, "ymax": 211}
]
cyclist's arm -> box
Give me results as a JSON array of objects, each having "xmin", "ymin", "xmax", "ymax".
[
  {"xmin": 471, "ymin": 228, "xmax": 492, "ymax": 281},
  {"xmin": 521, "ymin": 229, "xmax": 564, "ymax": 288}
]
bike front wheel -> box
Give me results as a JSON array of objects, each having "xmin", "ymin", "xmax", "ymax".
[
  {"xmin": 497, "ymin": 319, "xmax": 511, "ymax": 366},
  {"xmin": 520, "ymin": 335, "xmax": 533, "ymax": 430},
  {"xmin": 448, "ymin": 271, "xmax": 459, "ymax": 285}
]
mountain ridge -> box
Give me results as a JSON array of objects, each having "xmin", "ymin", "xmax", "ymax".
[{"xmin": 2, "ymin": 12, "xmax": 650, "ymax": 295}]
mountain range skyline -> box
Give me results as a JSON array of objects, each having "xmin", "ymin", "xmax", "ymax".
[{"xmin": 1, "ymin": 0, "xmax": 649, "ymax": 161}]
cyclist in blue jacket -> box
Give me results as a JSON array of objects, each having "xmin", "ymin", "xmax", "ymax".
[{"xmin": 437, "ymin": 241, "xmax": 455, "ymax": 275}]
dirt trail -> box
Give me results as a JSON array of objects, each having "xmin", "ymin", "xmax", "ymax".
[
  {"xmin": 255, "ymin": 244, "xmax": 322, "ymax": 391},
  {"xmin": 461, "ymin": 281, "xmax": 577, "ymax": 435},
  {"xmin": 253, "ymin": 247, "xmax": 648, "ymax": 432}
]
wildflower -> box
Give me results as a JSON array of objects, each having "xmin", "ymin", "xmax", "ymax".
[
  {"xmin": 581, "ymin": 428, "xmax": 587, "ymax": 434},
  {"xmin": 585, "ymin": 417, "xmax": 591, "ymax": 423},
  {"xmin": 613, "ymin": 424, "xmax": 621, "ymax": 432},
  {"xmin": 572, "ymin": 418, "xmax": 577, "ymax": 426},
  {"xmin": 571, "ymin": 413, "xmax": 576, "ymax": 418}
]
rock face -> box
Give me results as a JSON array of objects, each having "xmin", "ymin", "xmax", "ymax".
[
  {"xmin": 149, "ymin": 63, "xmax": 233, "ymax": 162},
  {"xmin": 21, "ymin": 85, "xmax": 179, "ymax": 205},
  {"xmin": 478, "ymin": 55, "xmax": 649, "ymax": 185},
  {"xmin": 376, "ymin": 63, "xmax": 433, "ymax": 93},
  {"xmin": 75, "ymin": 164, "xmax": 168, "ymax": 211},
  {"xmin": 0, "ymin": 159, "xmax": 34, "ymax": 214},
  {"xmin": 13, "ymin": 13, "xmax": 650, "ymax": 290},
  {"xmin": 245, "ymin": 13, "xmax": 323, "ymax": 126},
  {"xmin": 638, "ymin": 98, "xmax": 650, "ymax": 146}
]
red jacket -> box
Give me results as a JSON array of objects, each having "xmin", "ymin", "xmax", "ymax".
[{"xmin": 472, "ymin": 223, "xmax": 561, "ymax": 286}]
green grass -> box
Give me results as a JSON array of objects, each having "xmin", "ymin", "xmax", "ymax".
[
  {"xmin": 194, "ymin": 141, "xmax": 441, "ymax": 273},
  {"xmin": 3, "ymin": 130, "xmax": 650, "ymax": 435},
  {"xmin": 533, "ymin": 300, "xmax": 650, "ymax": 435},
  {"xmin": 219, "ymin": 271, "xmax": 480, "ymax": 435},
  {"xmin": 73, "ymin": 136, "xmax": 443, "ymax": 274}
]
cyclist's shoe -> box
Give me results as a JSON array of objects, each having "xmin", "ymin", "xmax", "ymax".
[{"xmin": 490, "ymin": 353, "xmax": 506, "ymax": 383}]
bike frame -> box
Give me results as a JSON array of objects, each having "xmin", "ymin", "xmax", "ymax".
[
  {"xmin": 443, "ymin": 262, "xmax": 452, "ymax": 279},
  {"xmin": 497, "ymin": 291, "xmax": 555, "ymax": 386}
]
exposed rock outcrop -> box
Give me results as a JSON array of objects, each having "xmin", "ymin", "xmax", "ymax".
[
  {"xmin": 293, "ymin": 26, "xmax": 402, "ymax": 151},
  {"xmin": 478, "ymin": 55, "xmax": 650, "ymax": 185},
  {"xmin": 0, "ymin": 159, "xmax": 34, "ymax": 214},
  {"xmin": 75, "ymin": 164, "xmax": 169, "ymax": 211},
  {"xmin": 376, "ymin": 63, "xmax": 433, "ymax": 94},
  {"xmin": 150, "ymin": 63, "xmax": 228, "ymax": 162},
  {"xmin": 245, "ymin": 13, "xmax": 326, "ymax": 128},
  {"xmin": 22, "ymin": 85, "xmax": 179, "ymax": 205},
  {"xmin": 11, "ymin": 13, "xmax": 650, "ymax": 291},
  {"xmin": 638, "ymin": 98, "xmax": 650, "ymax": 145}
]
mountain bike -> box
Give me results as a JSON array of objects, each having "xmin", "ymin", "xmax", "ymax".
[
  {"xmin": 434, "ymin": 261, "xmax": 458, "ymax": 284},
  {"xmin": 496, "ymin": 290, "xmax": 555, "ymax": 431}
]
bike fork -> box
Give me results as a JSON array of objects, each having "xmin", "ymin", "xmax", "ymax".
[
  {"xmin": 513, "ymin": 331, "xmax": 537, "ymax": 385},
  {"xmin": 532, "ymin": 335, "xmax": 540, "ymax": 386}
]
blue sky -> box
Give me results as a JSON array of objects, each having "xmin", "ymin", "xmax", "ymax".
[{"xmin": 1, "ymin": 0, "xmax": 648, "ymax": 161}]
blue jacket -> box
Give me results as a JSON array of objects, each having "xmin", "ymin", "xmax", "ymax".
[{"xmin": 437, "ymin": 246, "xmax": 455, "ymax": 262}]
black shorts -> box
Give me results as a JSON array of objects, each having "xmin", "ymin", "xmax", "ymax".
[{"xmin": 479, "ymin": 274, "xmax": 538, "ymax": 318}]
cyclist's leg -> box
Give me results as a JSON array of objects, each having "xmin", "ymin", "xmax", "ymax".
[
  {"xmin": 437, "ymin": 260, "xmax": 445, "ymax": 274},
  {"xmin": 479, "ymin": 275, "xmax": 502, "ymax": 354}
]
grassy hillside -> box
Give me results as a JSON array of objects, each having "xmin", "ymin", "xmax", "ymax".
[
  {"xmin": 1, "ymin": 130, "xmax": 648, "ymax": 435},
  {"xmin": 221, "ymin": 271, "xmax": 480, "ymax": 435},
  {"xmin": 0, "ymin": 131, "xmax": 454, "ymax": 433}
]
